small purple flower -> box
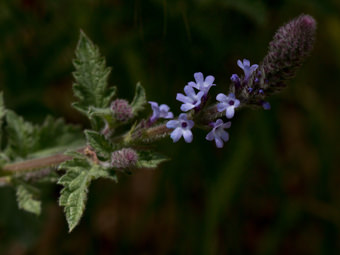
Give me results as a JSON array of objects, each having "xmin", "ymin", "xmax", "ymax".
[
  {"xmin": 259, "ymin": 89, "xmax": 264, "ymax": 95},
  {"xmin": 148, "ymin": 101, "xmax": 174, "ymax": 123},
  {"xmin": 237, "ymin": 59, "xmax": 259, "ymax": 80},
  {"xmin": 230, "ymin": 74, "xmax": 241, "ymax": 86},
  {"xmin": 166, "ymin": 113, "xmax": 194, "ymax": 143},
  {"xmin": 206, "ymin": 119, "xmax": 231, "ymax": 148},
  {"xmin": 176, "ymin": 85, "xmax": 204, "ymax": 112},
  {"xmin": 262, "ymin": 101, "xmax": 271, "ymax": 110},
  {"xmin": 188, "ymin": 72, "xmax": 215, "ymax": 94},
  {"xmin": 216, "ymin": 93, "xmax": 240, "ymax": 119}
]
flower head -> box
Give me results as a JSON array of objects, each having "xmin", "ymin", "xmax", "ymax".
[
  {"xmin": 262, "ymin": 14, "xmax": 316, "ymax": 94},
  {"xmin": 206, "ymin": 119, "xmax": 231, "ymax": 148},
  {"xmin": 111, "ymin": 99, "xmax": 133, "ymax": 122},
  {"xmin": 188, "ymin": 72, "xmax": 215, "ymax": 94},
  {"xmin": 176, "ymin": 85, "xmax": 204, "ymax": 112},
  {"xmin": 237, "ymin": 59, "xmax": 258, "ymax": 81},
  {"xmin": 216, "ymin": 93, "xmax": 240, "ymax": 119},
  {"xmin": 111, "ymin": 148, "xmax": 138, "ymax": 169},
  {"xmin": 166, "ymin": 113, "xmax": 194, "ymax": 143},
  {"xmin": 148, "ymin": 101, "xmax": 174, "ymax": 123}
]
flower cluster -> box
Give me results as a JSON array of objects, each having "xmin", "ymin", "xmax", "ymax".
[{"xmin": 147, "ymin": 69, "xmax": 257, "ymax": 148}]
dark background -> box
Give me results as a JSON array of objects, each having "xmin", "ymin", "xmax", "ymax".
[{"xmin": 0, "ymin": 0, "xmax": 339, "ymax": 254}]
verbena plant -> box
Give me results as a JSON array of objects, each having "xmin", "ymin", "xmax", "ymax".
[{"xmin": 0, "ymin": 14, "xmax": 316, "ymax": 232}]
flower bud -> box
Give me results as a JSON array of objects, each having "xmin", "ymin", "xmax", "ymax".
[
  {"xmin": 111, "ymin": 99, "xmax": 133, "ymax": 122},
  {"xmin": 111, "ymin": 148, "xmax": 138, "ymax": 169},
  {"xmin": 261, "ymin": 14, "xmax": 316, "ymax": 94}
]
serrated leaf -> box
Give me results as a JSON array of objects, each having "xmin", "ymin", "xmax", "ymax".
[
  {"xmin": 136, "ymin": 151, "xmax": 169, "ymax": 169},
  {"xmin": 37, "ymin": 116, "xmax": 82, "ymax": 150},
  {"xmin": 58, "ymin": 153, "xmax": 117, "ymax": 232},
  {"xmin": 84, "ymin": 130, "xmax": 114, "ymax": 159},
  {"xmin": 131, "ymin": 82, "xmax": 146, "ymax": 115},
  {"xmin": 16, "ymin": 184, "xmax": 41, "ymax": 215},
  {"xmin": 0, "ymin": 92, "xmax": 6, "ymax": 148},
  {"xmin": 72, "ymin": 31, "xmax": 116, "ymax": 118},
  {"xmin": 5, "ymin": 110, "xmax": 37, "ymax": 159}
]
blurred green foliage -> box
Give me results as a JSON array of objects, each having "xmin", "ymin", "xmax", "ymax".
[{"xmin": 0, "ymin": 0, "xmax": 339, "ymax": 254}]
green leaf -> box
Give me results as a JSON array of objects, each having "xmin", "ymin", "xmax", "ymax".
[
  {"xmin": 5, "ymin": 110, "xmax": 37, "ymax": 159},
  {"xmin": 136, "ymin": 151, "xmax": 169, "ymax": 169},
  {"xmin": 84, "ymin": 130, "xmax": 114, "ymax": 159},
  {"xmin": 58, "ymin": 153, "xmax": 117, "ymax": 232},
  {"xmin": 72, "ymin": 30, "xmax": 116, "ymax": 117},
  {"xmin": 37, "ymin": 116, "xmax": 82, "ymax": 150},
  {"xmin": 130, "ymin": 82, "xmax": 146, "ymax": 115},
  {"xmin": 16, "ymin": 184, "xmax": 41, "ymax": 215},
  {"xmin": 0, "ymin": 92, "xmax": 6, "ymax": 147},
  {"xmin": 5, "ymin": 112, "xmax": 83, "ymax": 162}
]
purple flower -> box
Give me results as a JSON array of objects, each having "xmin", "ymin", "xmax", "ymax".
[
  {"xmin": 176, "ymin": 85, "xmax": 204, "ymax": 112},
  {"xmin": 166, "ymin": 113, "xmax": 194, "ymax": 143},
  {"xmin": 230, "ymin": 74, "xmax": 241, "ymax": 87},
  {"xmin": 206, "ymin": 119, "xmax": 231, "ymax": 148},
  {"xmin": 262, "ymin": 101, "xmax": 271, "ymax": 110},
  {"xmin": 188, "ymin": 72, "xmax": 215, "ymax": 94},
  {"xmin": 216, "ymin": 93, "xmax": 240, "ymax": 119},
  {"xmin": 237, "ymin": 59, "xmax": 258, "ymax": 80},
  {"xmin": 148, "ymin": 101, "xmax": 174, "ymax": 123}
]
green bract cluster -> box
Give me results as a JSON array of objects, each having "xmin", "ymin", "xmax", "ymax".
[{"xmin": 0, "ymin": 31, "xmax": 169, "ymax": 232}]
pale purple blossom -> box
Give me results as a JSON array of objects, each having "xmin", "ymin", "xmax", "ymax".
[
  {"xmin": 206, "ymin": 119, "xmax": 231, "ymax": 148},
  {"xmin": 176, "ymin": 85, "xmax": 204, "ymax": 112},
  {"xmin": 148, "ymin": 101, "xmax": 174, "ymax": 123},
  {"xmin": 216, "ymin": 93, "xmax": 240, "ymax": 119},
  {"xmin": 188, "ymin": 72, "xmax": 215, "ymax": 94},
  {"xmin": 230, "ymin": 74, "xmax": 240, "ymax": 85},
  {"xmin": 166, "ymin": 113, "xmax": 194, "ymax": 143},
  {"xmin": 237, "ymin": 59, "xmax": 259, "ymax": 80}
]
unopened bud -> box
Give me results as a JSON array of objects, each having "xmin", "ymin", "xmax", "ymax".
[
  {"xmin": 261, "ymin": 14, "xmax": 316, "ymax": 94},
  {"xmin": 111, "ymin": 99, "xmax": 133, "ymax": 122},
  {"xmin": 111, "ymin": 148, "xmax": 138, "ymax": 169}
]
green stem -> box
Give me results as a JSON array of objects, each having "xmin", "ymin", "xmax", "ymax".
[{"xmin": 1, "ymin": 147, "xmax": 86, "ymax": 174}]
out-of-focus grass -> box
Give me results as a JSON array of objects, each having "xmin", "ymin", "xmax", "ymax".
[{"xmin": 0, "ymin": 0, "xmax": 339, "ymax": 254}]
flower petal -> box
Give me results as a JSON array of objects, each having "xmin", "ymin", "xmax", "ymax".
[
  {"xmin": 182, "ymin": 129, "xmax": 193, "ymax": 143},
  {"xmin": 181, "ymin": 103, "xmax": 195, "ymax": 112},
  {"xmin": 187, "ymin": 119, "xmax": 195, "ymax": 129},
  {"xmin": 204, "ymin": 75, "xmax": 215, "ymax": 85},
  {"xmin": 178, "ymin": 113, "xmax": 188, "ymax": 120},
  {"xmin": 243, "ymin": 59, "xmax": 250, "ymax": 67},
  {"xmin": 215, "ymin": 119, "xmax": 224, "ymax": 126},
  {"xmin": 205, "ymin": 131, "xmax": 215, "ymax": 141},
  {"xmin": 226, "ymin": 107, "xmax": 235, "ymax": 119},
  {"xmin": 194, "ymin": 72, "xmax": 204, "ymax": 83},
  {"xmin": 184, "ymin": 85, "xmax": 195, "ymax": 97},
  {"xmin": 166, "ymin": 120, "xmax": 179, "ymax": 129},
  {"xmin": 222, "ymin": 121, "xmax": 232, "ymax": 129},
  {"xmin": 188, "ymin": 81, "xmax": 198, "ymax": 89},
  {"xmin": 215, "ymin": 137, "xmax": 224, "ymax": 148},
  {"xmin": 170, "ymin": 128, "xmax": 183, "ymax": 143},
  {"xmin": 176, "ymin": 93, "xmax": 189, "ymax": 103},
  {"xmin": 237, "ymin": 59, "xmax": 244, "ymax": 69},
  {"xmin": 216, "ymin": 93, "xmax": 227, "ymax": 102},
  {"xmin": 165, "ymin": 112, "xmax": 174, "ymax": 119},
  {"xmin": 159, "ymin": 104, "xmax": 170, "ymax": 112},
  {"xmin": 217, "ymin": 103, "xmax": 227, "ymax": 112},
  {"xmin": 219, "ymin": 130, "xmax": 229, "ymax": 142}
]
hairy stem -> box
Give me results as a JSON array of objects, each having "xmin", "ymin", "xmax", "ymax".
[
  {"xmin": 0, "ymin": 123, "xmax": 172, "ymax": 175},
  {"xmin": 1, "ymin": 147, "xmax": 86, "ymax": 174}
]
